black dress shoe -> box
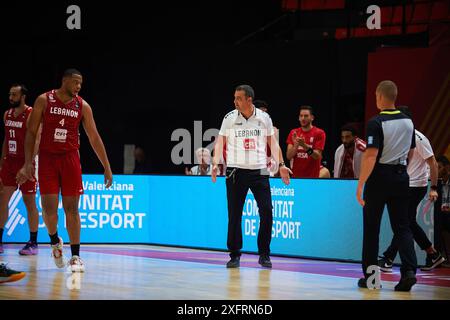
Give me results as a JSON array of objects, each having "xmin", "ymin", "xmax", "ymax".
[
  {"xmin": 358, "ymin": 278, "xmax": 368, "ymax": 288},
  {"xmin": 226, "ymin": 257, "xmax": 240, "ymax": 268},
  {"xmin": 395, "ymin": 271, "xmax": 417, "ymax": 292},
  {"xmin": 258, "ymin": 255, "xmax": 272, "ymax": 268},
  {"xmin": 358, "ymin": 277, "xmax": 382, "ymax": 289}
]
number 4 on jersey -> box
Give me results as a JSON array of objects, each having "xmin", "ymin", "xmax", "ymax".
[{"xmin": 59, "ymin": 118, "xmax": 65, "ymax": 127}]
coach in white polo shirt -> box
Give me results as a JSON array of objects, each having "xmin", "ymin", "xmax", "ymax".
[
  {"xmin": 379, "ymin": 106, "xmax": 445, "ymax": 272},
  {"xmin": 212, "ymin": 84, "xmax": 291, "ymax": 269}
]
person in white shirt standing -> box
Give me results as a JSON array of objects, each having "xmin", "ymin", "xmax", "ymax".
[
  {"xmin": 378, "ymin": 106, "xmax": 445, "ymax": 272},
  {"xmin": 212, "ymin": 85, "xmax": 291, "ymax": 269}
]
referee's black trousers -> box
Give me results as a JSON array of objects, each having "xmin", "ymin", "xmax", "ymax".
[
  {"xmin": 226, "ymin": 168, "xmax": 273, "ymax": 259},
  {"xmin": 362, "ymin": 165, "xmax": 417, "ymax": 277}
]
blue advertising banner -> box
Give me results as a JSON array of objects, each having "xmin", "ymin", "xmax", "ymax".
[
  {"xmin": 5, "ymin": 175, "xmax": 433, "ymax": 263},
  {"xmin": 5, "ymin": 175, "xmax": 151, "ymax": 244}
]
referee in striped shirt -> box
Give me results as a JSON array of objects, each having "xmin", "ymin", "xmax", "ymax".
[
  {"xmin": 356, "ymin": 80, "xmax": 417, "ymax": 291},
  {"xmin": 212, "ymin": 85, "xmax": 292, "ymax": 269}
]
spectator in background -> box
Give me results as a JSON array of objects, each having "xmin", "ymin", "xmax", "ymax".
[
  {"xmin": 286, "ymin": 105, "xmax": 326, "ymax": 178},
  {"xmin": 254, "ymin": 99, "xmax": 268, "ymax": 113},
  {"xmin": 254, "ymin": 100, "xmax": 279, "ymax": 177},
  {"xmin": 334, "ymin": 125, "xmax": 366, "ymax": 178},
  {"xmin": 254, "ymin": 100, "xmax": 279, "ymax": 140},
  {"xmin": 436, "ymin": 155, "xmax": 450, "ymax": 263},
  {"xmin": 133, "ymin": 146, "xmax": 152, "ymax": 174},
  {"xmin": 186, "ymin": 147, "xmax": 213, "ymax": 175},
  {"xmin": 437, "ymin": 155, "xmax": 450, "ymax": 213},
  {"xmin": 319, "ymin": 160, "xmax": 331, "ymax": 178}
]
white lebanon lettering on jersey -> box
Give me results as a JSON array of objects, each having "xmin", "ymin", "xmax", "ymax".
[
  {"xmin": 234, "ymin": 129, "xmax": 262, "ymax": 138},
  {"xmin": 5, "ymin": 120, "xmax": 23, "ymax": 128},
  {"xmin": 49, "ymin": 106, "xmax": 79, "ymax": 118}
]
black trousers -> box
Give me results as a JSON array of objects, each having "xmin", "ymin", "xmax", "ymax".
[
  {"xmin": 362, "ymin": 164, "xmax": 417, "ymax": 277},
  {"xmin": 383, "ymin": 186, "xmax": 432, "ymax": 260},
  {"xmin": 225, "ymin": 167, "xmax": 273, "ymax": 258}
]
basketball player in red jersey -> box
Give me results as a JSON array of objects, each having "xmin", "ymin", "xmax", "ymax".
[
  {"xmin": 0, "ymin": 84, "xmax": 40, "ymax": 256},
  {"xmin": 286, "ymin": 105, "xmax": 326, "ymax": 178},
  {"xmin": 17, "ymin": 69, "xmax": 113, "ymax": 272}
]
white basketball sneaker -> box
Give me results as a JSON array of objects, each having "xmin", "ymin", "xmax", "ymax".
[
  {"xmin": 68, "ymin": 256, "xmax": 85, "ymax": 273},
  {"xmin": 51, "ymin": 237, "xmax": 66, "ymax": 268}
]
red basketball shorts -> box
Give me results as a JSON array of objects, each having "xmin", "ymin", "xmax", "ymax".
[
  {"xmin": 0, "ymin": 157, "xmax": 37, "ymax": 194},
  {"xmin": 38, "ymin": 150, "xmax": 84, "ymax": 196}
]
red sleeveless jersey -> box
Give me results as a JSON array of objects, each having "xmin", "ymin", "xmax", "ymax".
[
  {"xmin": 3, "ymin": 106, "xmax": 32, "ymax": 158},
  {"xmin": 40, "ymin": 90, "xmax": 83, "ymax": 154}
]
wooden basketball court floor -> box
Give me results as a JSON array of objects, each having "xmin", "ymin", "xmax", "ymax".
[{"xmin": 0, "ymin": 243, "xmax": 449, "ymax": 300}]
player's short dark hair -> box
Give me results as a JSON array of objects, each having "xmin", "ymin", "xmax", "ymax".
[
  {"xmin": 254, "ymin": 100, "xmax": 268, "ymax": 110},
  {"xmin": 299, "ymin": 105, "xmax": 314, "ymax": 115},
  {"xmin": 437, "ymin": 155, "xmax": 450, "ymax": 166},
  {"xmin": 63, "ymin": 68, "xmax": 82, "ymax": 78},
  {"xmin": 341, "ymin": 124, "xmax": 356, "ymax": 136},
  {"xmin": 397, "ymin": 105, "xmax": 412, "ymax": 119},
  {"xmin": 10, "ymin": 83, "xmax": 28, "ymax": 96},
  {"xmin": 235, "ymin": 84, "xmax": 254, "ymax": 99}
]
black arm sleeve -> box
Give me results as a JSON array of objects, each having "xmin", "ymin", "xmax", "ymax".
[{"xmin": 366, "ymin": 118, "xmax": 381, "ymax": 149}]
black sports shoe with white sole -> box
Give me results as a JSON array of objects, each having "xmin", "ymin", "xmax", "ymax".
[{"xmin": 421, "ymin": 252, "xmax": 446, "ymax": 271}]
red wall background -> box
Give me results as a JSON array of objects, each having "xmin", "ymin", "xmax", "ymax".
[{"xmin": 365, "ymin": 45, "xmax": 450, "ymax": 158}]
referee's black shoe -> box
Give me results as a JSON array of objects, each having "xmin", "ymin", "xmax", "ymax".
[
  {"xmin": 395, "ymin": 271, "xmax": 417, "ymax": 292},
  {"xmin": 357, "ymin": 278, "xmax": 382, "ymax": 289},
  {"xmin": 258, "ymin": 255, "xmax": 272, "ymax": 268},
  {"xmin": 358, "ymin": 278, "xmax": 368, "ymax": 288},
  {"xmin": 226, "ymin": 257, "xmax": 240, "ymax": 268}
]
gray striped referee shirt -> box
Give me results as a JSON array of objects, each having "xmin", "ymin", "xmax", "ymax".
[{"xmin": 366, "ymin": 109, "xmax": 415, "ymax": 166}]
